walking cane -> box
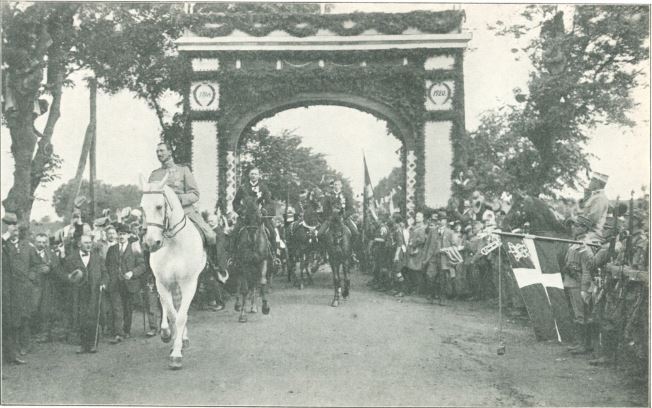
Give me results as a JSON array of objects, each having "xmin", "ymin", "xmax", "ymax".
[
  {"xmin": 94, "ymin": 286, "xmax": 104, "ymax": 350},
  {"xmin": 142, "ymin": 288, "xmax": 147, "ymax": 334}
]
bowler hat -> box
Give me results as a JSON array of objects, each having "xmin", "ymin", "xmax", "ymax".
[
  {"xmin": 113, "ymin": 223, "xmax": 130, "ymax": 234},
  {"xmin": 2, "ymin": 212, "xmax": 18, "ymax": 225},
  {"xmin": 438, "ymin": 210, "xmax": 448, "ymax": 219}
]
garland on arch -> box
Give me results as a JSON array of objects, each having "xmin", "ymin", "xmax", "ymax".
[{"xmin": 184, "ymin": 10, "xmax": 464, "ymax": 38}]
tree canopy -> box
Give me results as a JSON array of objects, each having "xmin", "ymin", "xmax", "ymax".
[
  {"xmin": 468, "ymin": 5, "xmax": 649, "ymax": 198},
  {"xmin": 238, "ymin": 127, "xmax": 355, "ymax": 210},
  {"xmin": 52, "ymin": 179, "xmax": 141, "ymax": 223}
]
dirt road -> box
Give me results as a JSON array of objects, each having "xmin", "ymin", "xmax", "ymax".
[{"xmin": 2, "ymin": 268, "xmax": 647, "ymax": 406}]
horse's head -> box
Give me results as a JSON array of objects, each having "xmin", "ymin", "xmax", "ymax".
[
  {"xmin": 241, "ymin": 195, "xmax": 262, "ymax": 226},
  {"xmin": 139, "ymin": 173, "xmax": 179, "ymax": 252},
  {"xmin": 501, "ymin": 192, "xmax": 526, "ymax": 232}
]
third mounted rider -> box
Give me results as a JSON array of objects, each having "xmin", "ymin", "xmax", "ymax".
[{"xmin": 318, "ymin": 179, "xmax": 359, "ymax": 240}]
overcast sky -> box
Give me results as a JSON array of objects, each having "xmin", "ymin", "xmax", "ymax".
[{"xmin": 1, "ymin": 3, "xmax": 649, "ymax": 221}]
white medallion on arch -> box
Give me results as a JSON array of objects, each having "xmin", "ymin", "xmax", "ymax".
[
  {"xmin": 424, "ymin": 80, "xmax": 455, "ymax": 111},
  {"xmin": 190, "ymin": 81, "xmax": 219, "ymax": 111}
]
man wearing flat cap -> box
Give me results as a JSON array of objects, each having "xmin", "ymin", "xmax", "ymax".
[
  {"xmin": 105, "ymin": 223, "xmax": 145, "ymax": 344},
  {"xmin": 580, "ymin": 172, "xmax": 610, "ymax": 244}
]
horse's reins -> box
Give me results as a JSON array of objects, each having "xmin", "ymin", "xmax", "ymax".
[{"xmin": 142, "ymin": 191, "xmax": 188, "ymax": 239}]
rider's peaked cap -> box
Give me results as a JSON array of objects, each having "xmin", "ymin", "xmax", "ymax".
[{"xmin": 590, "ymin": 172, "xmax": 609, "ymax": 185}]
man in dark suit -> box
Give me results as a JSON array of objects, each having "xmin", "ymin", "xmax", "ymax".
[
  {"xmin": 5, "ymin": 221, "xmax": 42, "ymax": 358},
  {"xmin": 232, "ymin": 167, "xmax": 272, "ymax": 217},
  {"xmin": 318, "ymin": 179, "xmax": 358, "ymax": 239},
  {"xmin": 33, "ymin": 233, "xmax": 63, "ymax": 343},
  {"xmin": 2, "ymin": 213, "xmax": 28, "ymax": 364},
  {"xmin": 232, "ymin": 167, "xmax": 275, "ymax": 252},
  {"xmin": 105, "ymin": 223, "xmax": 145, "ymax": 344},
  {"xmin": 64, "ymin": 234, "xmax": 108, "ymax": 354}
]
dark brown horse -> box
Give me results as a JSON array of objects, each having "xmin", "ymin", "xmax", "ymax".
[
  {"xmin": 234, "ymin": 196, "xmax": 271, "ymax": 322},
  {"xmin": 501, "ymin": 194, "xmax": 569, "ymax": 238},
  {"xmin": 322, "ymin": 212, "xmax": 352, "ymax": 307},
  {"xmin": 288, "ymin": 187, "xmax": 324, "ymax": 289}
]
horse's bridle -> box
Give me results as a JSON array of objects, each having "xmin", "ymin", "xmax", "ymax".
[{"xmin": 142, "ymin": 191, "xmax": 187, "ymax": 239}]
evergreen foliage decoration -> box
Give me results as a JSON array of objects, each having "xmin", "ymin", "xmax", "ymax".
[{"xmin": 184, "ymin": 9, "xmax": 464, "ymax": 38}]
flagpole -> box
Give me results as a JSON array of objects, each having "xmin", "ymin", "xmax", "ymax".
[
  {"xmin": 362, "ymin": 151, "xmax": 367, "ymax": 257},
  {"xmin": 491, "ymin": 231, "xmax": 600, "ymax": 248}
]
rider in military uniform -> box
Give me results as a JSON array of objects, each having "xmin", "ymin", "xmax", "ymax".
[
  {"xmin": 579, "ymin": 172, "xmax": 610, "ymax": 245},
  {"xmin": 148, "ymin": 142, "xmax": 217, "ymax": 258},
  {"xmin": 318, "ymin": 179, "xmax": 358, "ymax": 239},
  {"xmin": 563, "ymin": 215, "xmax": 597, "ymax": 355}
]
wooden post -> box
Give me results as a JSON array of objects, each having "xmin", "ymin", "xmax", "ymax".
[
  {"xmin": 65, "ymin": 77, "xmax": 97, "ymax": 219},
  {"xmin": 88, "ymin": 78, "xmax": 97, "ymax": 220}
]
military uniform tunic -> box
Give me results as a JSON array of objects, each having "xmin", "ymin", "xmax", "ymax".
[
  {"xmin": 581, "ymin": 189, "xmax": 609, "ymax": 244},
  {"xmin": 148, "ymin": 163, "xmax": 200, "ymax": 215},
  {"xmin": 149, "ymin": 161, "xmax": 216, "ymax": 244}
]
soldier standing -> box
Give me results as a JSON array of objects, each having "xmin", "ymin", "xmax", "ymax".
[
  {"xmin": 580, "ymin": 172, "xmax": 610, "ymax": 244},
  {"xmin": 563, "ymin": 215, "xmax": 597, "ymax": 355}
]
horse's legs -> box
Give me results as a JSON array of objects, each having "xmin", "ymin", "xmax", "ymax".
[
  {"xmin": 260, "ymin": 259, "xmax": 270, "ymax": 315},
  {"xmin": 234, "ymin": 277, "xmax": 242, "ymax": 312},
  {"xmin": 156, "ymin": 281, "xmax": 177, "ymax": 344},
  {"xmin": 238, "ymin": 275, "xmax": 248, "ymax": 323},
  {"xmin": 342, "ymin": 259, "xmax": 351, "ymax": 299},
  {"xmin": 168, "ymin": 278, "xmax": 197, "ymax": 369},
  {"xmin": 331, "ymin": 261, "xmax": 341, "ymax": 307},
  {"xmin": 249, "ymin": 283, "xmax": 257, "ymax": 313}
]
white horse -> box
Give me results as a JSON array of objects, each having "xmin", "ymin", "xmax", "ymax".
[{"xmin": 139, "ymin": 174, "xmax": 206, "ymax": 370}]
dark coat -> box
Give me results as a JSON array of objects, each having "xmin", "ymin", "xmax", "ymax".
[
  {"xmin": 323, "ymin": 191, "xmax": 353, "ymax": 219},
  {"xmin": 233, "ymin": 181, "xmax": 272, "ymax": 215},
  {"xmin": 65, "ymin": 250, "xmax": 108, "ymax": 328},
  {"xmin": 34, "ymin": 247, "xmax": 64, "ymax": 317},
  {"xmin": 105, "ymin": 242, "xmax": 145, "ymax": 294},
  {"xmin": 4, "ymin": 239, "xmax": 41, "ymax": 320}
]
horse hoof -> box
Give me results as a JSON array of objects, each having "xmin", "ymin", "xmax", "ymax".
[
  {"xmin": 161, "ymin": 329, "xmax": 172, "ymax": 344},
  {"xmin": 239, "ymin": 315, "xmax": 248, "ymax": 323},
  {"xmin": 262, "ymin": 302, "xmax": 270, "ymax": 315},
  {"xmin": 234, "ymin": 303, "xmax": 241, "ymax": 312},
  {"xmin": 182, "ymin": 339, "xmax": 190, "ymax": 350},
  {"xmin": 331, "ymin": 300, "xmax": 339, "ymax": 307},
  {"xmin": 169, "ymin": 356, "xmax": 183, "ymax": 370}
]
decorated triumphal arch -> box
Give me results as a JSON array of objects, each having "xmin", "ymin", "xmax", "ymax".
[{"xmin": 176, "ymin": 8, "xmax": 471, "ymax": 215}]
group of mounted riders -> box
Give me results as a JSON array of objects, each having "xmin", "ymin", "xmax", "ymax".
[{"xmin": 147, "ymin": 142, "xmax": 363, "ymax": 312}]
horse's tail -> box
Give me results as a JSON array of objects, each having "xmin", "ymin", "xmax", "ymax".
[{"xmin": 171, "ymin": 282, "xmax": 182, "ymax": 312}]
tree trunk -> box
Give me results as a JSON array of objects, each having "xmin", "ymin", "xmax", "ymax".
[{"xmin": 2, "ymin": 23, "xmax": 52, "ymax": 222}]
